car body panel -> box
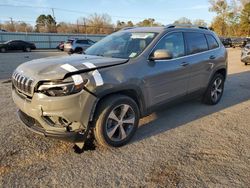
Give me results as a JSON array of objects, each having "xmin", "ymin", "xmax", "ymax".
[
  {"xmin": 12, "ymin": 26, "xmax": 227, "ymax": 144},
  {"xmin": 16, "ymin": 55, "xmax": 128, "ymax": 81}
]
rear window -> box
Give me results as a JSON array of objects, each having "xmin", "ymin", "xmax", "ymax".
[
  {"xmin": 185, "ymin": 32, "xmax": 208, "ymax": 55},
  {"xmin": 66, "ymin": 40, "xmax": 74, "ymax": 44},
  {"xmin": 206, "ymin": 34, "xmax": 219, "ymax": 49},
  {"xmin": 76, "ymin": 40, "xmax": 88, "ymax": 44}
]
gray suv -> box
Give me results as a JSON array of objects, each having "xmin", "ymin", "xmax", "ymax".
[{"xmin": 12, "ymin": 25, "xmax": 227, "ymax": 150}]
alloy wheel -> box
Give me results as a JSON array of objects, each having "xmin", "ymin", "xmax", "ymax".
[
  {"xmin": 105, "ymin": 104, "xmax": 136, "ymax": 142},
  {"xmin": 211, "ymin": 77, "xmax": 223, "ymax": 102}
]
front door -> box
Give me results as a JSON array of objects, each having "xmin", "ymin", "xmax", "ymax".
[{"xmin": 144, "ymin": 32, "xmax": 190, "ymax": 107}]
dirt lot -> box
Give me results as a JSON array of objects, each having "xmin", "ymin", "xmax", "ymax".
[{"xmin": 0, "ymin": 49, "xmax": 250, "ymax": 187}]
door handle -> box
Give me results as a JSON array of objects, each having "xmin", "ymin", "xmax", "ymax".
[
  {"xmin": 181, "ymin": 62, "xmax": 189, "ymax": 67},
  {"xmin": 210, "ymin": 55, "xmax": 216, "ymax": 60}
]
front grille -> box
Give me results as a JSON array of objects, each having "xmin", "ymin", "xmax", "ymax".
[{"xmin": 12, "ymin": 71, "xmax": 34, "ymax": 96}]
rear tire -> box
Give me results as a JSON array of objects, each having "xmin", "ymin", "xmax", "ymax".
[
  {"xmin": 203, "ymin": 73, "xmax": 225, "ymax": 105},
  {"xmin": 93, "ymin": 95, "xmax": 139, "ymax": 148},
  {"xmin": 0, "ymin": 48, "xmax": 6, "ymax": 53},
  {"xmin": 75, "ymin": 47, "xmax": 83, "ymax": 54}
]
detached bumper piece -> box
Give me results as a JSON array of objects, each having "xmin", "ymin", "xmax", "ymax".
[{"xmin": 17, "ymin": 110, "xmax": 87, "ymax": 143}]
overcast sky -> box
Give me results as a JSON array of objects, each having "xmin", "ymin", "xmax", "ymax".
[{"xmin": 0, "ymin": 0, "xmax": 216, "ymax": 25}]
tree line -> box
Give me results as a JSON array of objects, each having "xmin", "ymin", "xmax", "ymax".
[
  {"xmin": 209, "ymin": 0, "xmax": 250, "ymax": 37},
  {"xmin": 0, "ymin": 0, "xmax": 250, "ymax": 37},
  {"xmin": 0, "ymin": 14, "xmax": 209, "ymax": 34}
]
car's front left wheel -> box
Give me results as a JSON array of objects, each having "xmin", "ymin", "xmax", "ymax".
[{"xmin": 94, "ymin": 95, "xmax": 139, "ymax": 148}]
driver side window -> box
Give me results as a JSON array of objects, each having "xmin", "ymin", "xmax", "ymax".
[{"xmin": 154, "ymin": 32, "xmax": 185, "ymax": 59}]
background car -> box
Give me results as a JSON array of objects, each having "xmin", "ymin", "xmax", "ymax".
[
  {"xmin": 220, "ymin": 37, "xmax": 233, "ymax": 48},
  {"xmin": 64, "ymin": 38, "xmax": 95, "ymax": 54},
  {"xmin": 0, "ymin": 40, "xmax": 36, "ymax": 53},
  {"xmin": 241, "ymin": 43, "xmax": 250, "ymax": 65},
  {"xmin": 56, "ymin": 41, "xmax": 65, "ymax": 51}
]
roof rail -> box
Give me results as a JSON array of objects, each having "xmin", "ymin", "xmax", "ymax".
[
  {"xmin": 120, "ymin": 27, "xmax": 137, "ymax": 31},
  {"xmin": 166, "ymin": 24, "xmax": 208, "ymax": 30}
]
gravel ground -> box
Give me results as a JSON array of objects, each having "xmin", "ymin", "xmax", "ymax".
[{"xmin": 0, "ymin": 49, "xmax": 250, "ymax": 187}]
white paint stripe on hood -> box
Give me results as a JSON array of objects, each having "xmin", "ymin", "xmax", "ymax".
[
  {"xmin": 61, "ymin": 63, "xmax": 78, "ymax": 72},
  {"xmin": 83, "ymin": 62, "xmax": 96, "ymax": 69},
  {"xmin": 60, "ymin": 64, "xmax": 83, "ymax": 85}
]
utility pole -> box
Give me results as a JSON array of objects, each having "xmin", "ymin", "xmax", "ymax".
[
  {"xmin": 76, "ymin": 19, "xmax": 79, "ymax": 33},
  {"xmin": 83, "ymin": 18, "xmax": 87, "ymax": 39},
  {"xmin": 51, "ymin": 8, "xmax": 56, "ymax": 21},
  {"xmin": 51, "ymin": 8, "xmax": 56, "ymax": 32},
  {"xmin": 9, "ymin": 17, "xmax": 15, "ymax": 32}
]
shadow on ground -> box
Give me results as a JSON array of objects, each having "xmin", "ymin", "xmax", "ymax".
[{"xmin": 133, "ymin": 70, "xmax": 250, "ymax": 143}]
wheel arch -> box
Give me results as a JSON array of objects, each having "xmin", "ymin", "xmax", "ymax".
[
  {"xmin": 209, "ymin": 66, "xmax": 227, "ymax": 84},
  {"xmin": 90, "ymin": 88, "xmax": 146, "ymax": 123}
]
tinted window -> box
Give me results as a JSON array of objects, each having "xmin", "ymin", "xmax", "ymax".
[
  {"xmin": 76, "ymin": 40, "xmax": 88, "ymax": 44},
  {"xmin": 88, "ymin": 40, "xmax": 95, "ymax": 45},
  {"xmin": 154, "ymin": 32, "xmax": 185, "ymax": 58},
  {"xmin": 185, "ymin": 32, "xmax": 208, "ymax": 55},
  {"xmin": 206, "ymin": 34, "xmax": 219, "ymax": 49}
]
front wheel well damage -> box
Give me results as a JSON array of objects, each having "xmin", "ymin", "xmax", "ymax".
[{"xmin": 90, "ymin": 89, "xmax": 144, "ymax": 124}]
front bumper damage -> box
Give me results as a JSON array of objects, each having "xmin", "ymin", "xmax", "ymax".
[{"xmin": 12, "ymin": 87, "xmax": 97, "ymax": 143}]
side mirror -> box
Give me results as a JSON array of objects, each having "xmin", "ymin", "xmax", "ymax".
[{"xmin": 149, "ymin": 49, "xmax": 173, "ymax": 61}]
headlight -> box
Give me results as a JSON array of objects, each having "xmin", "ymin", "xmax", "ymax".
[{"xmin": 38, "ymin": 76, "xmax": 88, "ymax": 97}]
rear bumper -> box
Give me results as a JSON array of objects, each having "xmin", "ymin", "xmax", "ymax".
[{"xmin": 64, "ymin": 47, "xmax": 73, "ymax": 53}]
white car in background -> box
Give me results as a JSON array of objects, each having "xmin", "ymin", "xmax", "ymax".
[
  {"xmin": 241, "ymin": 43, "xmax": 250, "ymax": 65},
  {"xmin": 64, "ymin": 38, "xmax": 95, "ymax": 54}
]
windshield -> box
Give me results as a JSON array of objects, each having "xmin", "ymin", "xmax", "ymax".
[
  {"xmin": 85, "ymin": 31, "xmax": 157, "ymax": 59},
  {"xmin": 4, "ymin": 41, "xmax": 10, "ymax": 44}
]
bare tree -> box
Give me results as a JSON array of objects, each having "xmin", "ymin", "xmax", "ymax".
[
  {"xmin": 173, "ymin": 17, "xmax": 192, "ymax": 24},
  {"xmin": 193, "ymin": 19, "xmax": 208, "ymax": 27}
]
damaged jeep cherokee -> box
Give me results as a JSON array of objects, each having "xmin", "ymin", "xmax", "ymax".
[{"xmin": 12, "ymin": 25, "xmax": 227, "ymax": 149}]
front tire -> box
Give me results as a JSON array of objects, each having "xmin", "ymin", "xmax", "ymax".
[
  {"xmin": 94, "ymin": 95, "xmax": 139, "ymax": 148},
  {"xmin": 24, "ymin": 47, "xmax": 31, "ymax": 52},
  {"xmin": 203, "ymin": 73, "xmax": 225, "ymax": 105},
  {"xmin": 245, "ymin": 62, "xmax": 248, "ymax": 66}
]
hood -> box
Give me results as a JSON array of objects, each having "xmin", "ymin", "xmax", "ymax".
[{"xmin": 15, "ymin": 54, "xmax": 128, "ymax": 81}]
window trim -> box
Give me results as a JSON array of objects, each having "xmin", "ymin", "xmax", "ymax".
[
  {"xmin": 205, "ymin": 34, "xmax": 219, "ymax": 50},
  {"xmin": 148, "ymin": 31, "xmax": 186, "ymax": 60},
  {"xmin": 148, "ymin": 31, "xmax": 221, "ymax": 62},
  {"xmin": 184, "ymin": 32, "xmax": 209, "ymax": 55}
]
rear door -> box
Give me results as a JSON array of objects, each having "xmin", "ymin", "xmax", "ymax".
[
  {"xmin": 183, "ymin": 32, "xmax": 213, "ymax": 93},
  {"xmin": 144, "ymin": 32, "xmax": 190, "ymax": 106}
]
